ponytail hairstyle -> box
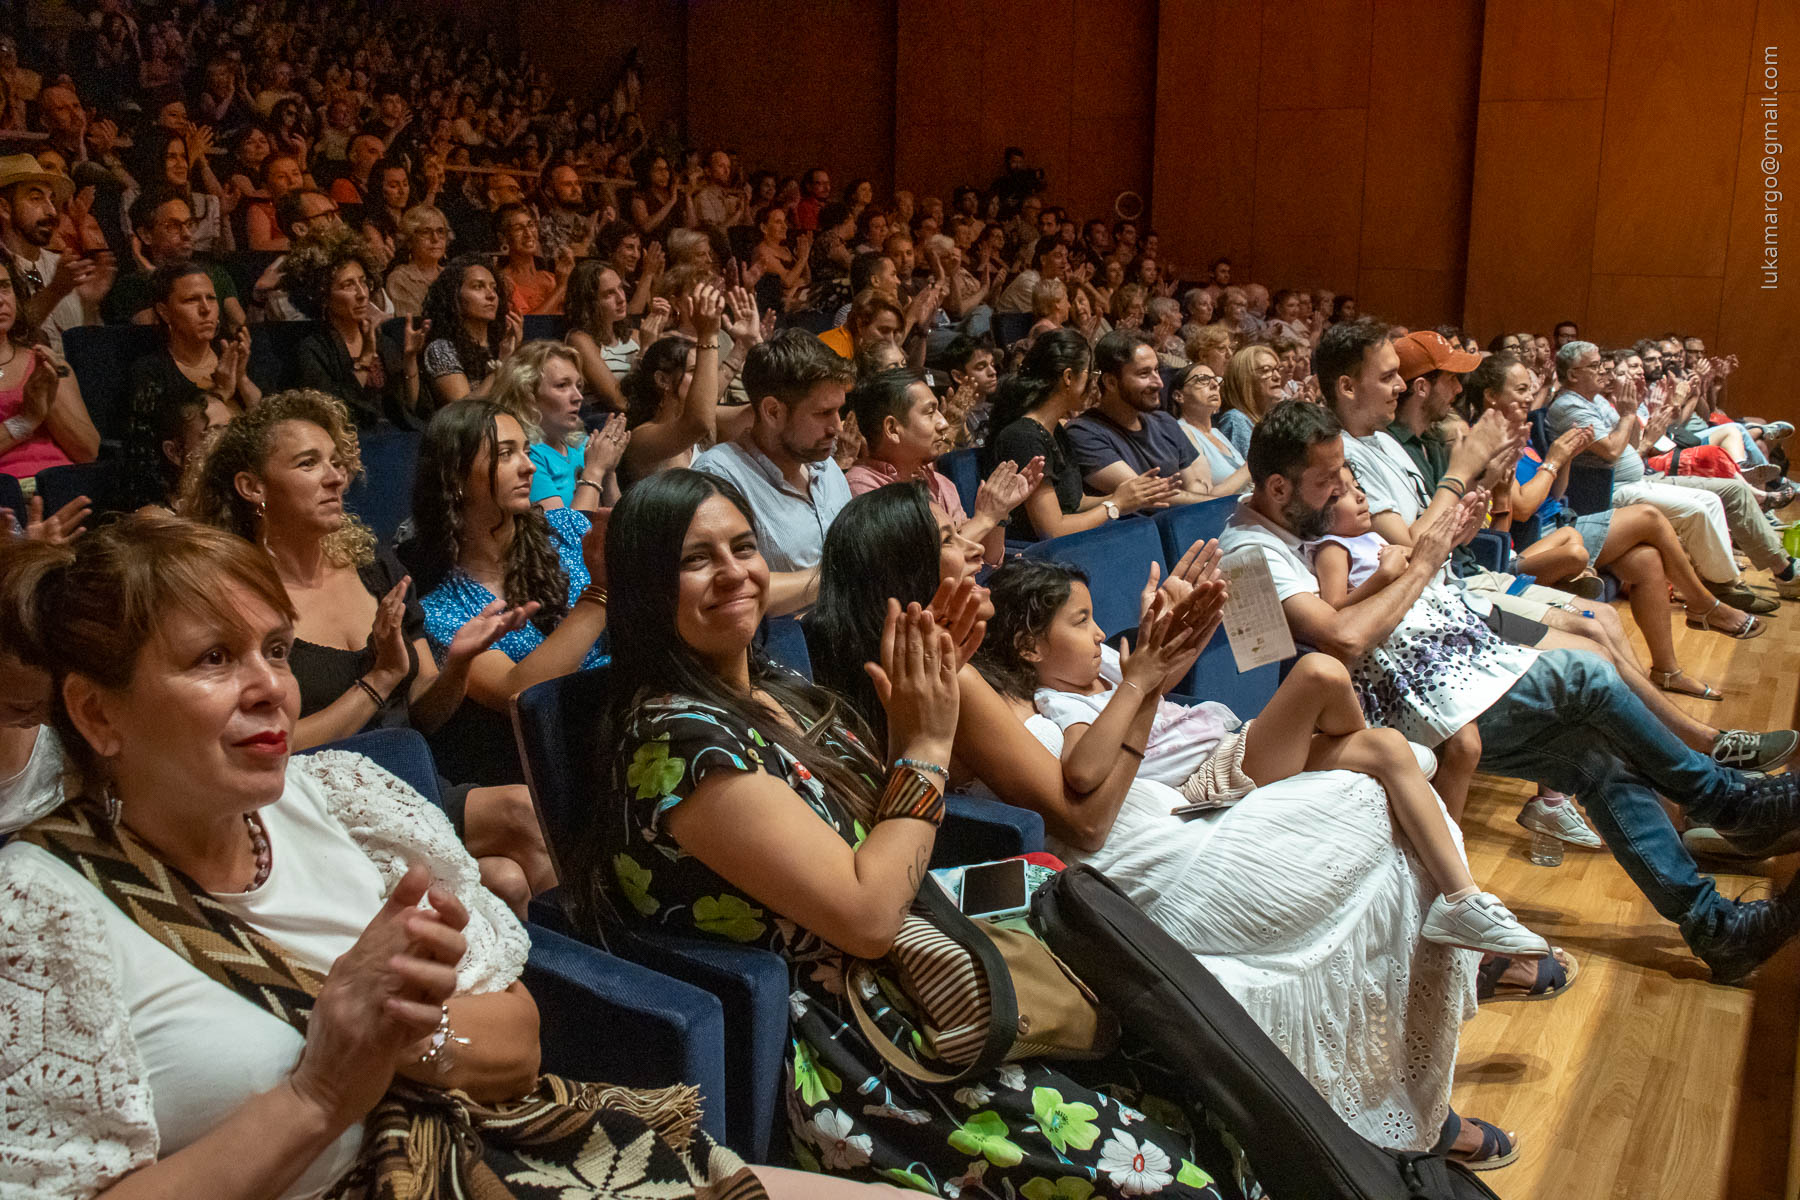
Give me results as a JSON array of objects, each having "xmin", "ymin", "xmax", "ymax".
[
  {"xmin": 972, "ymin": 559, "xmax": 1087, "ymax": 702},
  {"xmin": 0, "ymin": 516, "xmax": 295, "ymax": 790},
  {"xmin": 410, "ymin": 399, "xmax": 568, "ymax": 633},
  {"xmin": 980, "ymin": 327, "xmax": 1091, "ymax": 471},
  {"xmin": 619, "ymin": 333, "xmax": 693, "ymax": 431}
]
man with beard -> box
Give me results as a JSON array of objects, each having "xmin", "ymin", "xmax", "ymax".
[
  {"xmin": 0, "ymin": 155, "xmax": 114, "ymax": 352},
  {"xmin": 1220, "ymin": 398, "xmax": 1800, "ymax": 985},
  {"xmin": 1066, "ymin": 328, "xmax": 1211, "ymax": 505},
  {"xmin": 693, "ymin": 329, "xmax": 854, "ymax": 575}
]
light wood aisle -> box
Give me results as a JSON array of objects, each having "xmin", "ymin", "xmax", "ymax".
[{"xmin": 1451, "ymin": 573, "xmax": 1800, "ymax": 1199}]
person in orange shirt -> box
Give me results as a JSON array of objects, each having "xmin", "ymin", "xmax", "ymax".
[{"xmin": 493, "ymin": 202, "xmax": 570, "ymax": 315}]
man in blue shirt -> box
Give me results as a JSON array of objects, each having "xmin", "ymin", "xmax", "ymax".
[{"xmin": 1066, "ymin": 329, "xmax": 1211, "ymax": 507}]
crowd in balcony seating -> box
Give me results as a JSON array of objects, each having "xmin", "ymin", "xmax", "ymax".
[{"xmin": 1, "ymin": 2, "xmax": 1798, "ymax": 1196}]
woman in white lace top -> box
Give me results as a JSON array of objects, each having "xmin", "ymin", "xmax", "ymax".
[{"xmin": 0, "ymin": 518, "xmax": 836, "ymax": 1200}]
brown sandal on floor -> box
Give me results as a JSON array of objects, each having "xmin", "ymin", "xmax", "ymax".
[
  {"xmin": 1652, "ymin": 668, "xmax": 1724, "ymax": 700},
  {"xmin": 1685, "ymin": 598, "xmax": 1767, "ymax": 640}
]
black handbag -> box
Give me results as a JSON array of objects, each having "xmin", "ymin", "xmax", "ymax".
[{"xmin": 1029, "ymin": 866, "xmax": 1501, "ymax": 1200}]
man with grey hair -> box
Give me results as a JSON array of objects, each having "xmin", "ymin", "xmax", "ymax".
[{"xmin": 1540, "ymin": 341, "xmax": 1778, "ymax": 615}]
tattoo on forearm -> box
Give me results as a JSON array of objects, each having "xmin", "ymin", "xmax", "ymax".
[{"xmin": 902, "ymin": 844, "xmax": 930, "ymax": 917}]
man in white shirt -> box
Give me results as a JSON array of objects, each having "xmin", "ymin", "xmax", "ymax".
[
  {"xmin": 0, "ymin": 155, "xmax": 113, "ymax": 354},
  {"xmin": 693, "ymin": 330, "xmax": 854, "ymax": 595},
  {"xmin": 1220, "ymin": 398, "xmax": 1800, "ymax": 985}
]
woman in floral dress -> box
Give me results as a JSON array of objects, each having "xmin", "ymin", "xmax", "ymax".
[{"xmin": 569, "ymin": 470, "xmax": 1244, "ymax": 1200}]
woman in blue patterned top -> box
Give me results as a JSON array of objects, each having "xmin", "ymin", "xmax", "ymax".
[
  {"xmin": 412, "ymin": 400, "xmax": 611, "ymax": 781},
  {"xmin": 571, "ymin": 468, "xmax": 1241, "ymax": 1200}
]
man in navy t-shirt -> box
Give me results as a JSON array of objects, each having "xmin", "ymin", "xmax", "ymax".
[{"xmin": 1066, "ymin": 329, "xmax": 1213, "ymax": 506}]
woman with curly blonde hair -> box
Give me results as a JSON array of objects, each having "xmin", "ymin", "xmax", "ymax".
[
  {"xmin": 182, "ymin": 389, "xmax": 551, "ymax": 911},
  {"xmin": 286, "ymin": 225, "xmax": 430, "ymax": 429},
  {"xmin": 488, "ymin": 340, "xmax": 629, "ymax": 512}
]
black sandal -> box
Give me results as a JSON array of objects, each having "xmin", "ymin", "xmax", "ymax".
[
  {"xmin": 1433, "ymin": 1110, "xmax": 1521, "ymax": 1172},
  {"xmin": 1476, "ymin": 948, "xmax": 1580, "ymax": 1003}
]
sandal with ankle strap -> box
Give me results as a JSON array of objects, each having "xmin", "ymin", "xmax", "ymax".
[
  {"xmin": 1651, "ymin": 667, "xmax": 1723, "ymax": 700},
  {"xmin": 1432, "ymin": 1110, "xmax": 1521, "ymax": 1172},
  {"xmin": 1685, "ymin": 597, "xmax": 1767, "ymax": 640}
]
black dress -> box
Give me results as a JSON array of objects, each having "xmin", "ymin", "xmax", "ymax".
[
  {"xmin": 293, "ymin": 325, "xmax": 408, "ymax": 430},
  {"xmin": 988, "ymin": 417, "xmax": 1085, "ymax": 542}
]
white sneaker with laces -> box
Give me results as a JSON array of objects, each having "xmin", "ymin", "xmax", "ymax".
[
  {"xmin": 1423, "ymin": 892, "xmax": 1551, "ymax": 957},
  {"xmin": 1517, "ymin": 795, "xmax": 1604, "ymax": 848}
]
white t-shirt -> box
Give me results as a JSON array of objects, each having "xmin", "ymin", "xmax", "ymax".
[
  {"xmin": 12, "ymin": 246, "xmax": 87, "ymax": 354},
  {"xmin": 0, "ymin": 725, "xmax": 64, "ymax": 833},
  {"xmin": 1218, "ymin": 497, "xmax": 1320, "ymax": 600},
  {"xmin": 1341, "ymin": 429, "xmax": 1427, "ymax": 524},
  {"xmin": 1033, "ymin": 644, "xmax": 1240, "ymax": 788},
  {"xmin": 0, "ymin": 761, "xmax": 385, "ymax": 1197}
]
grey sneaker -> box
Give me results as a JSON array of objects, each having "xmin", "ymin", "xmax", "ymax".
[
  {"xmin": 1712, "ymin": 729, "xmax": 1800, "ymax": 772},
  {"xmin": 1423, "ymin": 892, "xmax": 1551, "ymax": 957},
  {"xmin": 1517, "ymin": 796, "xmax": 1604, "ymax": 848},
  {"xmin": 1682, "ymin": 824, "xmax": 1800, "ymax": 862}
]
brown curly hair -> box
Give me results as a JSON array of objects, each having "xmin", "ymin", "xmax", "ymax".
[
  {"xmin": 179, "ymin": 388, "xmax": 377, "ymax": 567},
  {"xmin": 279, "ymin": 224, "xmax": 385, "ymax": 322}
]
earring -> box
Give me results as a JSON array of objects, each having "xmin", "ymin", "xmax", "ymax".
[{"xmin": 101, "ymin": 781, "xmax": 121, "ymax": 825}]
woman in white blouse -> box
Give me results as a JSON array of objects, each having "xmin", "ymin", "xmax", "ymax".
[{"xmin": 0, "ymin": 517, "xmax": 866, "ymax": 1200}]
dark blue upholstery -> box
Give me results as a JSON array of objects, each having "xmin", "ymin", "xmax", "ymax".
[
  {"xmin": 1564, "ymin": 462, "xmax": 1616, "ymax": 515},
  {"xmin": 757, "ymin": 615, "xmax": 813, "ymax": 680},
  {"xmin": 938, "ymin": 447, "xmax": 981, "ymax": 517},
  {"xmin": 300, "ymin": 728, "xmax": 728, "ymax": 1138},
  {"xmin": 35, "ymin": 461, "xmax": 128, "ymax": 517},
  {"xmin": 783, "ymin": 309, "xmax": 836, "ymax": 335},
  {"xmin": 992, "ymin": 311, "xmax": 1033, "ymax": 348},
  {"xmin": 522, "ymin": 314, "xmax": 571, "ymax": 342},
  {"xmin": 510, "ymin": 666, "xmax": 789, "ymax": 1160},
  {"xmin": 1526, "ymin": 409, "xmax": 1549, "ymax": 456},
  {"xmin": 1023, "ymin": 518, "xmax": 1167, "ymax": 644},
  {"xmin": 246, "ymin": 319, "xmax": 322, "ymax": 392},
  {"xmin": 344, "ymin": 428, "xmax": 422, "ymax": 545},
  {"xmin": 1147, "ymin": 499, "xmax": 1282, "ymax": 715},
  {"xmin": 61, "ymin": 323, "xmax": 162, "ymax": 447},
  {"xmin": 937, "ymin": 794, "xmax": 1043, "ymax": 867},
  {"xmin": 0, "ymin": 473, "xmax": 26, "ymax": 525},
  {"xmin": 1469, "ymin": 530, "xmax": 1509, "ymax": 572}
]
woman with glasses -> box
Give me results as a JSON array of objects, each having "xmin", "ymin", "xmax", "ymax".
[
  {"xmin": 1170, "ymin": 363, "xmax": 1249, "ymax": 497},
  {"xmin": 493, "ymin": 202, "xmax": 566, "ymax": 316},
  {"xmin": 386, "ymin": 203, "xmax": 450, "ymax": 317},
  {"xmin": 1215, "ymin": 345, "xmax": 1283, "ymax": 456}
]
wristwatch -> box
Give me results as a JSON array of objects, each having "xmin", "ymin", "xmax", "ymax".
[{"xmin": 1102, "ymin": 500, "xmax": 1120, "ymax": 521}]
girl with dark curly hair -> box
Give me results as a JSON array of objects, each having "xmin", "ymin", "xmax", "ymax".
[
  {"xmin": 286, "ymin": 227, "xmax": 431, "ymax": 429},
  {"xmin": 418, "ymin": 253, "xmax": 522, "ymax": 409}
]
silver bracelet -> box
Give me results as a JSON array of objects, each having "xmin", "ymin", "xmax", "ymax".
[
  {"xmin": 2, "ymin": 413, "xmax": 37, "ymax": 442},
  {"xmin": 418, "ymin": 1004, "xmax": 471, "ymax": 1075}
]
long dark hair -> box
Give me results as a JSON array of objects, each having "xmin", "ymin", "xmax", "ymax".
[
  {"xmin": 806, "ymin": 482, "xmax": 942, "ymax": 745},
  {"xmin": 973, "ymin": 559, "xmax": 1086, "ymax": 702},
  {"xmin": 564, "ymin": 258, "xmax": 618, "ymax": 339},
  {"xmin": 570, "ymin": 469, "xmax": 880, "ymax": 933},
  {"xmin": 620, "ymin": 333, "xmax": 692, "ymax": 430},
  {"xmin": 410, "ymin": 399, "xmax": 568, "ymax": 633},
  {"xmin": 980, "ymin": 328, "xmax": 1091, "ymax": 471},
  {"xmin": 420, "ymin": 253, "xmax": 510, "ymax": 384}
]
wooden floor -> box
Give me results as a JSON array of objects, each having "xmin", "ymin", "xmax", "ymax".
[{"xmin": 1451, "ymin": 564, "xmax": 1800, "ymax": 1199}]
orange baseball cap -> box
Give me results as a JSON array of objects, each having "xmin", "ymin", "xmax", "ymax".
[{"xmin": 1394, "ymin": 331, "xmax": 1481, "ymax": 381}]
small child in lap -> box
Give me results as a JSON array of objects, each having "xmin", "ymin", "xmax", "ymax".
[{"xmin": 984, "ymin": 557, "xmax": 1548, "ymax": 959}]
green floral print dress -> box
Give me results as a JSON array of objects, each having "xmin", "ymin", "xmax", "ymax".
[{"xmin": 602, "ymin": 694, "xmax": 1249, "ymax": 1200}]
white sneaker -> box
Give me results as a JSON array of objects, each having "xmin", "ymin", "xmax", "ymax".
[
  {"xmin": 1517, "ymin": 796, "xmax": 1604, "ymax": 848},
  {"xmin": 1409, "ymin": 741, "xmax": 1438, "ymax": 781},
  {"xmin": 1424, "ymin": 892, "xmax": 1551, "ymax": 958}
]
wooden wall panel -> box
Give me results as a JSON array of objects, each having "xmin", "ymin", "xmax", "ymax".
[
  {"xmin": 1251, "ymin": 107, "xmax": 1369, "ymax": 290},
  {"xmin": 1584, "ymin": 275, "xmax": 1725, "ymax": 351},
  {"xmin": 1476, "ymin": 0, "xmax": 1613, "ymax": 102},
  {"xmin": 1258, "ymin": 0, "xmax": 1373, "ymax": 112}
]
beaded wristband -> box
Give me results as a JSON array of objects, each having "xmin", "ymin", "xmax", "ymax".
[
  {"xmin": 354, "ymin": 677, "xmax": 388, "ymax": 708},
  {"xmin": 894, "ymin": 756, "xmax": 948, "ymax": 780},
  {"xmin": 875, "ymin": 766, "xmax": 946, "ymax": 827}
]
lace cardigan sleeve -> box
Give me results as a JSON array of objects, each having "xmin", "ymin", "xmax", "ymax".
[
  {"xmin": 0, "ymin": 847, "xmax": 159, "ymax": 1197},
  {"xmin": 294, "ymin": 751, "xmax": 528, "ymax": 994}
]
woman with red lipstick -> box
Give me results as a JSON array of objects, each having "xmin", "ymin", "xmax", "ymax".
[
  {"xmin": 0, "ymin": 517, "xmax": 793, "ymax": 1199},
  {"xmin": 184, "ymin": 390, "xmax": 554, "ymax": 909}
]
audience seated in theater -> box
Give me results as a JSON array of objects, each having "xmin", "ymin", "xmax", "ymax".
[
  {"xmin": 384, "ymin": 203, "xmax": 451, "ymax": 317},
  {"xmin": 493, "ymin": 202, "xmax": 569, "ymax": 317},
  {"xmin": 819, "ymin": 287, "xmax": 901, "ymax": 361},
  {"xmin": 283, "ymin": 225, "xmax": 424, "ymax": 429},
  {"xmin": 616, "ymin": 285, "xmax": 743, "ymax": 487},
  {"xmin": 577, "ymin": 467, "xmax": 1239, "ymax": 1199},
  {"xmin": 0, "ymin": 258, "xmax": 97, "ymax": 478},
  {"xmin": 419, "ymin": 253, "xmax": 521, "ymax": 407},
  {"xmin": 182, "ymin": 390, "xmax": 553, "ymax": 911},
  {"xmin": 1168, "ymin": 362, "xmax": 1249, "ymax": 498},
  {"xmin": 691, "ymin": 328, "xmax": 852, "ymax": 580},
  {"xmin": 0, "ymin": 517, "xmax": 772, "ymax": 1200},
  {"xmin": 562, "ymin": 257, "xmax": 634, "ymax": 412},
  {"xmin": 0, "ymin": 154, "xmax": 114, "ymax": 353},
  {"xmin": 1067, "ymin": 330, "xmax": 1210, "ymax": 506},
  {"xmin": 246, "ymin": 153, "xmax": 305, "ymax": 251},
  {"xmin": 930, "ymin": 333, "xmax": 999, "ymax": 448},
  {"xmin": 805, "ymin": 482, "xmax": 1496, "ymax": 1161},
  {"xmin": 1219, "ymin": 399, "xmax": 1800, "ymax": 987},
  {"xmin": 106, "ymin": 186, "xmax": 246, "ymax": 326},
  {"xmin": 489, "ymin": 340, "xmax": 629, "ymax": 511},
  {"xmin": 751, "ymin": 203, "xmax": 809, "ymax": 304},
  {"xmin": 1214, "ymin": 345, "xmax": 1282, "ymax": 457},
  {"xmin": 120, "ymin": 126, "xmax": 229, "ymax": 261},
  {"xmin": 843, "ymin": 366, "xmax": 1031, "ymax": 564},
  {"xmin": 1464, "ymin": 352, "xmax": 1733, "ymax": 702},
  {"xmin": 983, "ymin": 329, "xmax": 1174, "ymax": 540},
  {"xmin": 143, "ymin": 388, "xmax": 231, "ymax": 513}
]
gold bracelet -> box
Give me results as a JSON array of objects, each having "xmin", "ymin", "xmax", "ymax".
[{"xmin": 579, "ymin": 584, "xmax": 609, "ymax": 607}]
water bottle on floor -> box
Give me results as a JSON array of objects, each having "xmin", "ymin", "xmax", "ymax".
[{"xmin": 1529, "ymin": 828, "xmax": 1564, "ymax": 866}]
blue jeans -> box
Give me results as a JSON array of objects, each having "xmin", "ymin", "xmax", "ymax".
[{"xmin": 1473, "ymin": 650, "xmax": 1739, "ymax": 950}]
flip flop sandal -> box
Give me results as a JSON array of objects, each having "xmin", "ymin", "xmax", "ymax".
[
  {"xmin": 1476, "ymin": 947, "xmax": 1580, "ymax": 1004},
  {"xmin": 1433, "ymin": 1110, "xmax": 1522, "ymax": 1172}
]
